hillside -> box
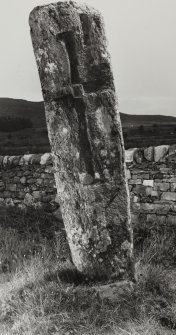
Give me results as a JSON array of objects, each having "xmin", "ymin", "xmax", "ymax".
[
  {"xmin": 0, "ymin": 98, "xmax": 48, "ymax": 155},
  {"xmin": 0, "ymin": 98, "xmax": 176, "ymax": 126},
  {"xmin": 120, "ymin": 112, "xmax": 176, "ymax": 126},
  {"xmin": 0, "ymin": 98, "xmax": 176, "ymax": 154},
  {"xmin": 0, "ymin": 98, "xmax": 46, "ymax": 127}
]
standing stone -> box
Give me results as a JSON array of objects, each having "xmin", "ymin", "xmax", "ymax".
[{"xmin": 29, "ymin": 1, "xmax": 134, "ymax": 282}]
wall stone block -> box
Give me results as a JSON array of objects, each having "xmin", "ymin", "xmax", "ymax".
[
  {"xmin": 144, "ymin": 146, "xmax": 154, "ymax": 161},
  {"xmin": 154, "ymin": 145, "xmax": 169, "ymax": 162},
  {"xmin": 134, "ymin": 149, "xmax": 144, "ymax": 163},
  {"xmin": 143, "ymin": 180, "xmax": 154, "ymax": 187},
  {"xmin": 161, "ymin": 192, "xmax": 176, "ymax": 202},
  {"xmin": 125, "ymin": 148, "xmax": 137, "ymax": 163},
  {"xmin": 6, "ymin": 184, "xmax": 17, "ymax": 192},
  {"xmin": 169, "ymin": 144, "xmax": 176, "ymax": 156},
  {"xmin": 20, "ymin": 177, "xmax": 26, "ymax": 184},
  {"xmin": 129, "ymin": 179, "xmax": 142, "ymax": 185},
  {"xmin": 171, "ymin": 183, "xmax": 176, "ymax": 192},
  {"xmin": 154, "ymin": 182, "xmax": 170, "ymax": 192}
]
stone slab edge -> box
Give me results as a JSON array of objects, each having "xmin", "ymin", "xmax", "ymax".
[
  {"xmin": 0, "ymin": 143, "xmax": 175, "ymax": 168},
  {"xmin": 125, "ymin": 143, "xmax": 176, "ymax": 163},
  {"xmin": 0, "ymin": 153, "xmax": 53, "ymax": 168}
]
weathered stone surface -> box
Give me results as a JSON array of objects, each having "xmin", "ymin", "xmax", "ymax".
[
  {"xmin": 24, "ymin": 193, "xmax": 33, "ymax": 206},
  {"xmin": 140, "ymin": 174, "xmax": 150, "ymax": 179},
  {"xmin": 36, "ymin": 178, "xmax": 43, "ymax": 186},
  {"xmin": 33, "ymin": 191, "xmax": 41, "ymax": 199},
  {"xmin": 161, "ymin": 192, "xmax": 176, "ymax": 202},
  {"xmin": 0, "ymin": 153, "xmax": 53, "ymax": 168},
  {"xmin": 143, "ymin": 180, "xmax": 154, "ymax": 187},
  {"xmin": 169, "ymin": 144, "xmax": 176, "ymax": 156},
  {"xmin": 30, "ymin": 154, "xmax": 42, "ymax": 164},
  {"xmin": 19, "ymin": 154, "xmax": 33, "ymax": 165},
  {"xmin": 30, "ymin": 2, "xmax": 134, "ymax": 281},
  {"xmin": 27, "ymin": 178, "xmax": 35, "ymax": 184},
  {"xmin": 133, "ymin": 196, "xmax": 138, "ymax": 203},
  {"xmin": 160, "ymin": 167, "xmax": 170, "ymax": 173},
  {"xmin": 151, "ymin": 190, "xmax": 159, "ymax": 197},
  {"xmin": 154, "ymin": 145, "xmax": 169, "ymax": 162},
  {"xmin": 24, "ymin": 170, "xmax": 31, "ymax": 177},
  {"xmin": 140, "ymin": 203, "xmax": 170, "ymax": 214},
  {"xmin": 3, "ymin": 156, "xmax": 9, "ymax": 166},
  {"xmin": 147, "ymin": 214, "xmax": 166, "ymax": 225},
  {"xmin": 154, "ymin": 182, "xmax": 170, "ymax": 192},
  {"xmin": 45, "ymin": 166, "xmax": 54, "ymax": 173},
  {"xmin": 171, "ymin": 183, "xmax": 176, "ymax": 192},
  {"xmin": 144, "ymin": 146, "xmax": 154, "ymax": 161},
  {"xmin": 145, "ymin": 186, "xmax": 158, "ymax": 196},
  {"xmin": 134, "ymin": 149, "xmax": 144, "ymax": 163},
  {"xmin": 170, "ymin": 204, "xmax": 176, "ymax": 212},
  {"xmin": 18, "ymin": 191, "xmax": 25, "ymax": 199},
  {"xmin": 125, "ymin": 148, "xmax": 137, "ymax": 163},
  {"xmin": 40, "ymin": 153, "xmax": 53, "ymax": 165},
  {"xmin": 6, "ymin": 184, "xmax": 17, "ymax": 192},
  {"xmin": 167, "ymin": 178, "xmax": 176, "ymax": 183},
  {"xmin": 132, "ymin": 185, "xmax": 146, "ymax": 195},
  {"xmin": 14, "ymin": 176, "xmax": 20, "ymax": 183},
  {"xmin": 129, "ymin": 179, "xmax": 142, "ymax": 185},
  {"xmin": 20, "ymin": 177, "xmax": 26, "ymax": 185},
  {"xmin": 94, "ymin": 280, "xmax": 134, "ymax": 302}
]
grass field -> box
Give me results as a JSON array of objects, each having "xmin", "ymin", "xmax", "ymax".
[
  {"xmin": 123, "ymin": 123, "xmax": 176, "ymax": 149},
  {"xmin": 1, "ymin": 122, "xmax": 176, "ymax": 155},
  {"xmin": 0, "ymin": 206, "xmax": 176, "ymax": 334}
]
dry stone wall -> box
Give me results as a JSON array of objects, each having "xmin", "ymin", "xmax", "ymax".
[
  {"xmin": 126, "ymin": 144, "xmax": 176, "ymax": 228},
  {"xmin": 0, "ymin": 143, "xmax": 176, "ymax": 228},
  {"xmin": 0, "ymin": 153, "xmax": 58, "ymax": 211}
]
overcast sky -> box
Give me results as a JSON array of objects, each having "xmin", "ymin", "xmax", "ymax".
[{"xmin": 0, "ymin": 0, "xmax": 176, "ymax": 116}]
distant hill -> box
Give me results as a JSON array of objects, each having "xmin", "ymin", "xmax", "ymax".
[
  {"xmin": 120, "ymin": 112, "xmax": 176, "ymax": 126},
  {"xmin": 0, "ymin": 98, "xmax": 176, "ymax": 127},
  {"xmin": 0, "ymin": 98, "xmax": 46, "ymax": 128},
  {"xmin": 0, "ymin": 98, "xmax": 175, "ymax": 154}
]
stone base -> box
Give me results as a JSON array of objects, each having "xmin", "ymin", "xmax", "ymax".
[
  {"xmin": 72, "ymin": 280, "xmax": 134, "ymax": 304},
  {"xmin": 94, "ymin": 280, "xmax": 134, "ymax": 302}
]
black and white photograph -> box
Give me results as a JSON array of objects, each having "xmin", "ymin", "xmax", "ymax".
[{"xmin": 0, "ymin": 1, "xmax": 176, "ymax": 334}]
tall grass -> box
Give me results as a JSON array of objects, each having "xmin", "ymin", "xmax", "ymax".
[{"xmin": 0, "ymin": 206, "xmax": 176, "ymax": 334}]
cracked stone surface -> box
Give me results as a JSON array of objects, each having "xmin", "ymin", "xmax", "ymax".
[{"xmin": 29, "ymin": 1, "xmax": 134, "ymax": 281}]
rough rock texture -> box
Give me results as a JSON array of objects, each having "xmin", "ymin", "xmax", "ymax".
[
  {"xmin": 0, "ymin": 153, "xmax": 57, "ymax": 210},
  {"xmin": 144, "ymin": 146, "xmax": 154, "ymax": 161},
  {"xmin": 29, "ymin": 1, "xmax": 134, "ymax": 281},
  {"xmin": 126, "ymin": 144, "xmax": 176, "ymax": 229},
  {"xmin": 154, "ymin": 145, "xmax": 169, "ymax": 162}
]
